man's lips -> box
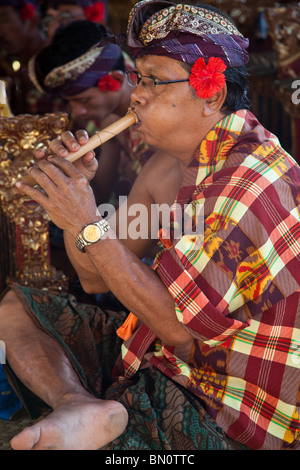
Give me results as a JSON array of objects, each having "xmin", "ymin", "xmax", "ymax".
[
  {"xmin": 134, "ymin": 114, "xmax": 142, "ymax": 127},
  {"xmin": 130, "ymin": 107, "xmax": 141, "ymax": 125}
]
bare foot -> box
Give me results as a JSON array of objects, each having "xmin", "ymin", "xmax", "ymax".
[{"xmin": 10, "ymin": 398, "xmax": 128, "ymax": 450}]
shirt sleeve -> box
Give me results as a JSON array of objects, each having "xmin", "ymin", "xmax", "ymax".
[{"xmin": 155, "ymin": 237, "xmax": 251, "ymax": 346}]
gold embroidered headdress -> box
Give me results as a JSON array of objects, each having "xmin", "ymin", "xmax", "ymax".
[{"xmin": 28, "ymin": 21, "xmax": 122, "ymax": 97}]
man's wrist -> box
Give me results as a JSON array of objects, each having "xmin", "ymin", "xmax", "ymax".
[{"xmin": 75, "ymin": 219, "xmax": 110, "ymax": 253}]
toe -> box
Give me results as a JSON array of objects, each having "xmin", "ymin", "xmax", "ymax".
[{"xmin": 10, "ymin": 425, "xmax": 41, "ymax": 450}]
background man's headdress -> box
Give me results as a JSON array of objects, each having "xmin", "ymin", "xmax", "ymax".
[{"xmin": 28, "ymin": 21, "xmax": 122, "ymax": 96}]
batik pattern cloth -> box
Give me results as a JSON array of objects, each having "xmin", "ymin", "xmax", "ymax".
[
  {"xmin": 119, "ymin": 109, "xmax": 300, "ymax": 450},
  {"xmin": 8, "ymin": 285, "xmax": 247, "ymax": 450}
]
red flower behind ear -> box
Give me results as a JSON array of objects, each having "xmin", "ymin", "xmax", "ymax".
[
  {"xmin": 21, "ymin": 3, "xmax": 36, "ymax": 20},
  {"xmin": 189, "ymin": 57, "xmax": 227, "ymax": 99},
  {"xmin": 85, "ymin": 2, "xmax": 105, "ymax": 23},
  {"xmin": 97, "ymin": 74, "xmax": 121, "ymax": 92}
]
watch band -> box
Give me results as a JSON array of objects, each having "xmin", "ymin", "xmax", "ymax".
[{"xmin": 75, "ymin": 219, "xmax": 110, "ymax": 253}]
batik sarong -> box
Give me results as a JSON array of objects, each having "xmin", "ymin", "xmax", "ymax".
[{"xmin": 9, "ymin": 284, "xmax": 247, "ymax": 450}]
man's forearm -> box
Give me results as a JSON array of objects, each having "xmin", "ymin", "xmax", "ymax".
[
  {"xmin": 85, "ymin": 231, "xmax": 192, "ymax": 346},
  {"xmin": 63, "ymin": 231, "xmax": 109, "ymax": 293}
]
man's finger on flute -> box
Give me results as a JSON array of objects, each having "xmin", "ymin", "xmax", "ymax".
[
  {"xmin": 49, "ymin": 130, "xmax": 89, "ymax": 158},
  {"xmin": 44, "ymin": 155, "xmax": 86, "ymax": 181},
  {"xmin": 46, "ymin": 148, "xmax": 98, "ymax": 183}
]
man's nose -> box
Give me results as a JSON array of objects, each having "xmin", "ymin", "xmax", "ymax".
[{"xmin": 129, "ymin": 85, "xmax": 149, "ymax": 107}]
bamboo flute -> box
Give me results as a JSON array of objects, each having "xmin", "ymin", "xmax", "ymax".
[{"xmin": 20, "ymin": 108, "xmax": 138, "ymax": 187}]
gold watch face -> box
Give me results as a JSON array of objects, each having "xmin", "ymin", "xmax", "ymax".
[{"xmin": 82, "ymin": 224, "xmax": 101, "ymax": 243}]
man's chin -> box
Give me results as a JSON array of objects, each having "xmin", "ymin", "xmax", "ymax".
[{"xmin": 134, "ymin": 125, "xmax": 156, "ymax": 146}]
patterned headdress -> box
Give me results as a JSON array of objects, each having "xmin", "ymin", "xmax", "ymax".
[
  {"xmin": 29, "ymin": 42, "xmax": 121, "ymax": 97},
  {"xmin": 124, "ymin": 0, "xmax": 249, "ymax": 68}
]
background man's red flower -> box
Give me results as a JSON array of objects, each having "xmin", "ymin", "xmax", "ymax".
[
  {"xmin": 85, "ymin": 2, "xmax": 104, "ymax": 22},
  {"xmin": 21, "ymin": 3, "xmax": 36, "ymax": 20},
  {"xmin": 97, "ymin": 74, "xmax": 121, "ymax": 92}
]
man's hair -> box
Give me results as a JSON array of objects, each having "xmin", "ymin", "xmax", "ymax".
[
  {"xmin": 38, "ymin": 20, "xmax": 125, "ymax": 77},
  {"xmin": 223, "ymin": 67, "xmax": 251, "ymax": 113}
]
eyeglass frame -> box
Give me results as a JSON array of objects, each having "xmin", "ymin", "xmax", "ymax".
[{"xmin": 126, "ymin": 70, "xmax": 190, "ymax": 89}]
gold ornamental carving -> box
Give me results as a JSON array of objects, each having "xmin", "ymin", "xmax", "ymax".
[{"xmin": 0, "ymin": 99, "xmax": 69, "ymax": 294}]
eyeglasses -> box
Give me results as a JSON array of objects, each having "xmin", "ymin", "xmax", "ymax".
[{"xmin": 126, "ymin": 70, "xmax": 189, "ymax": 91}]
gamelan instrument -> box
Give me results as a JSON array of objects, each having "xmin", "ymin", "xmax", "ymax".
[
  {"xmin": 20, "ymin": 108, "xmax": 138, "ymax": 187},
  {"xmin": 0, "ymin": 79, "xmax": 70, "ymax": 293}
]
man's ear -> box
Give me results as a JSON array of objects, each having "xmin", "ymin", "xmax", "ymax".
[
  {"xmin": 109, "ymin": 70, "xmax": 125, "ymax": 86},
  {"xmin": 203, "ymin": 83, "xmax": 227, "ymax": 117}
]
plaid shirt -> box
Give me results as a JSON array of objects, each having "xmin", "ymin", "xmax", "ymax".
[{"xmin": 117, "ymin": 110, "xmax": 300, "ymax": 450}]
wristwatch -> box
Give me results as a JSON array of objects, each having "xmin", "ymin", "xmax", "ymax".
[{"xmin": 75, "ymin": 219, "xmax": 110, "ymax": 252}]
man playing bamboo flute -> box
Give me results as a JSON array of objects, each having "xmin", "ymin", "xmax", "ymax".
[{"xmin": 1, "ymin": 0, "xmax": 300, "ymax": 451}]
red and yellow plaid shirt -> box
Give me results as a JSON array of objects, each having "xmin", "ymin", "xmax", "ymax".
[{"xmin": 116, "ymin": 110, "xmax": 300, "ymax": 450}]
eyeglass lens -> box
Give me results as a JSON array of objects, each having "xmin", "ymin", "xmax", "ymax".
[{"xmin": 127, "ymin": 71, "xmax": 139, "ymax": 87}]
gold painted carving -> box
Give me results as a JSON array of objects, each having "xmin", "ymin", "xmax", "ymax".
[{"xmin": 0, "ymin": 108, "xmax": 69, "ymax": 294}]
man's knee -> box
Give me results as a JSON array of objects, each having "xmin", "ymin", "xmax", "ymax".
[
  {"xmin": 0, "ymin": 289, "xmax": 26, "ymax": 325},
  {"xmin": 0, "ymin": 289, "xmax": 20, "ymax": 310}
]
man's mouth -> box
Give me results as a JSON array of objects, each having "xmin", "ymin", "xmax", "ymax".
[
  {"xmin": 134, "ymin": 114, "xmax": 142, "ymax": 127},
  {"xmin": 129, "ymin": 107, "xmax": 141, "ymax": 125}
]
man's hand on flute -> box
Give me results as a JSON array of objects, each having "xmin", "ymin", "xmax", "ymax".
[
  {"xmin": 16, "ymin": 151, "xmax": 100, "ymax": 238},
  {"xmin": 33, "ymin": 129, "xmax": 99, "ymax": 183},
  {"xmin": 18, "ymin": 110, "xmax": 137, "ymax": 188}
]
